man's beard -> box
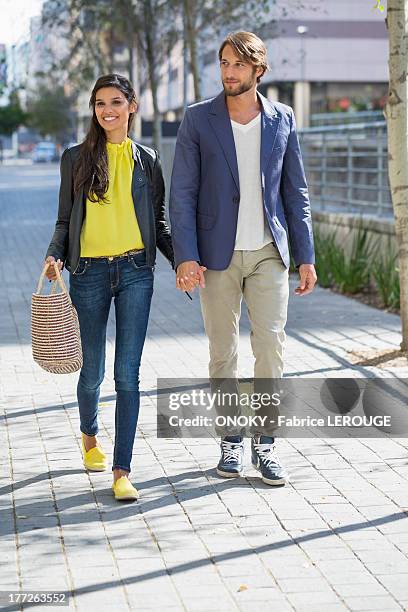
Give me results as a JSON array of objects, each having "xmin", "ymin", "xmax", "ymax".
[{"xmin": 223, "ymin": 75, "xmax": 256, "ymax": 97}]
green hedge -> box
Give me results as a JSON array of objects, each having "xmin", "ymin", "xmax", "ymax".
[{"xmin": 313, "ymin": 226, "xmax": 400, "ymax": 310}]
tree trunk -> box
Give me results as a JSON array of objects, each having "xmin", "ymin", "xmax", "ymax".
[
  {"xmin": 128, "ymin": 43, "xmax": 134, "ymax": 83},
  {"xmin": 116, "ymin": 0, "xmax": 135, "ymax": 82},
  {"xmin": 143, "ymin": 0, "xmax": 162, "ymax": 150},
  {"xmin": 150, "ymin": 74, "xmax": 162, "ymax": 151},
  {"xmin": 386, "ymin": 1, "xmax": 408, "ymax": 350},
  {"xmin": 182, "ymin": 8, "xmax": 188, "ymax": 109},
  {"xmin": 183, "ymin": 0, "xmax": 201, "ymax": 101}
]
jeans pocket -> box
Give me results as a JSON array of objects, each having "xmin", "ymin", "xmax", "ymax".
[
  {"xmin": 72, "ymin": 258, "xmax": 90, "ymax": 276},
  {"xmin": 129, "ymin": 252, "xmax": 149, "ymax": 270}
]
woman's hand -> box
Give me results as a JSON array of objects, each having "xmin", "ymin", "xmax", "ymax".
[
  {"xmin": 45, "ymin": 256, "xmax": 63, "ymax": 281},
  {"xmin": 176, "ymin": 261, "xmax": 207, "ymax": 292}
]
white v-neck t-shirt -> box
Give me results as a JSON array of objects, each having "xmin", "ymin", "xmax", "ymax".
[{"xmin": 230, "ymin": 113, "xmax": 272, "ymax": 251}]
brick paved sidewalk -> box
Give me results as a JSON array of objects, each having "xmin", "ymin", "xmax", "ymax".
[{"xmin": 1, "ymin": 164, "xmax": 408, "ymax": 612}]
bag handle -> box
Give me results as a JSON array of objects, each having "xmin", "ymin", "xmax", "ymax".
[{"xmin": 36, "ymin": 261, "xmax": 68, "ymax": 295}]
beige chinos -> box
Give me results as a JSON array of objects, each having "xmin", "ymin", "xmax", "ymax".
[{"xmin": 200, "ymin": 242, "xmax": 289, "ymax": 437}]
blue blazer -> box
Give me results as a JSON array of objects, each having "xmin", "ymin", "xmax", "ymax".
[{"xmin": 169, "ymin": 91, "xmax": 315, "ymax": 270}]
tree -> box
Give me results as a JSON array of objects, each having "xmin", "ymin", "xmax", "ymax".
[
  {"xmin": 0, "ymin": 91, "xmax": 26, "ymax": 136},
  {"xmin": 178, "ymin": 0, "xmax": 318, "ymax": 103},
  {"xmin": 42, "ymin": 0, "xmax": 116, "ymax": 90},
  {"xmin": 179, "ymin": 0, "xmax": 272, "ymax": 102},
  {"xmin": 26, "ymin": 86, "xmax": 75, "ymax": 144},
  {"xmin": 114, "ymin": 0, "xmax": 177, "ymax": 150},
  {"xmin": 43, "ymin": 0, "xmax": 177, "ymax": 149},
  {"xmin": 41, "ymin": 0, "xmax": 317, "ymax": 148},
  {"xmin": 383, "ymin": 0, "xmax": 408, "ymax": 350}
]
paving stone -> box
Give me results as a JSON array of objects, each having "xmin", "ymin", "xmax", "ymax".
[
  {"xmin": 2, "ymin": 163, "xmax": 408, "ymax": 611},
  {"xmin": 343, "ymin": 595, "xmax": 402, "ymax": 611}
]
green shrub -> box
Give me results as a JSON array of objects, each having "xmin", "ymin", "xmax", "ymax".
[
  {"xmin": 332, "ymin": 225, "xmax": 375, "ymax": 294},
  {"xmin": 310, "ymin": 224, "xmax": 400, "ymax": 311},
  {"xmin": 391, "ymin": 270, "xmax": 400, "ymax": 310},
  {"xmin": 372, "ymin": 246, "xmax": 400, "ymax": 309},
  {"xmin": 314, "ymin": 228, "xmax": 337, "ymax": 288},
  {"xmin": 314, "ymin": 225, "xmax": 375, "ymax": 294}
]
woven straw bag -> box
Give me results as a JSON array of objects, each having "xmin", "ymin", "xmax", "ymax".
[{"xmin": 31, "ymin": 261, "xmax": 83, "ymax": 374}]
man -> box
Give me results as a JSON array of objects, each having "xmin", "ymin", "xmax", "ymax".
[{"xmin": 169, "ymin": 31, "xmax": 317, "ymax": 486}]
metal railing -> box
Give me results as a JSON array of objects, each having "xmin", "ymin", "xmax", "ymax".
[
  {"xmin": 299, "ymin": 120, "xmax": 392, "ymax": 217},
  {"xmin": 310, "ymin": 110, "xmax": 385, "ymax": 127}
]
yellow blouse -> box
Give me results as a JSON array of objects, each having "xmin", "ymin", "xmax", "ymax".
[{"xmin": 80, "ymin": 137, "xmax": 144, "ymax": 257}]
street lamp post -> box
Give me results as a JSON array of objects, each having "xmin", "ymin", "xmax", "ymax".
[
  {"xmin": 296, "ymin": 24, "xmax": 308, "ymax": 82},
  {"xmin": 295, "ymin": 24, "xmax": 309, "ymax": 128}
]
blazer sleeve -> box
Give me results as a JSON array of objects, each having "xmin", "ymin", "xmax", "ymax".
[
  {"xmin": 152, "ymin": 150, "xmax": 175, "ymax": 269},
  {"xmin": 169, "ymin": 107, "xmax": 201, "ymax": 269},
  {"xmin": 280, "ymin": 108, "xmax": 315, "ymax": 267},
  {"xmin": 45, "ymin": 148, "xmax": 74, "ymax": 263}
]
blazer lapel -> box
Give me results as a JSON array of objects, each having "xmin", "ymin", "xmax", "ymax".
[
  {"xmin": 259, "ymin": 93, "xmax": 281, "ymax": 176},
  {"xmin": 208, "ymin": 93, "xmax": 240, "ymax": 192}
]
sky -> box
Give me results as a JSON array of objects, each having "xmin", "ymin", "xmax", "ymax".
[{"xmin": 0, "ymin": 0, "xmax": 44, "ymax": 46}]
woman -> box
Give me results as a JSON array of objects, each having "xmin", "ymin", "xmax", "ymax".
[{"xmin": 45, "ymin": 74, "xmax": 174, "ymax": 501}]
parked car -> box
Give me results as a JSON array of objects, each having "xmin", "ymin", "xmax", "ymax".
[{"xmin": 32, "ymin": 142, "xmax": 59, "ymax": 163}]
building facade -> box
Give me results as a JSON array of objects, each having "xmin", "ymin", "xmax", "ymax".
[{"xmin": 140, "ymin": 0, "xmax": 388, "ymax": 127}]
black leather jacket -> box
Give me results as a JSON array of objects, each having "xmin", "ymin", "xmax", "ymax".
[{"xmin": 46, "ymin": 140, "xmax": 174, "ymax": 273}]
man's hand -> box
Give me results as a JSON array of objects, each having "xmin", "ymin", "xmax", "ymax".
[
  {"xmin": 295, "ymin": 264, "xmax": 317, "ymax": 296},
  {"xmin": 45, "ymin": 256, "xmax": 63, "ymax": 281},
  {"xmin": 176, "ymin": 261, "xmax": 207, "ymax": 292}
]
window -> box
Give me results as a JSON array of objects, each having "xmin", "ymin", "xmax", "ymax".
[
  {"xmin": 203, "ymin": 49, "xmax": 216, "ymax": 66},
  {"xmin": 169, "ymin": 67, "xmax": 178, "ymax": 82}
]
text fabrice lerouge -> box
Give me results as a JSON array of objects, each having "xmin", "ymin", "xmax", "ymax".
[
  {"xmin": 278, "ymin": 415, "xmax": 392, "ymax": 428},
  {"xmin": 167, "ymin": 414, "xmax": 392, "ymax": 429}
]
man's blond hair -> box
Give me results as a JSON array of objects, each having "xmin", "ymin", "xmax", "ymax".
[{"xmin": 218, "ymin": 31, "xmax": 270, "ymax": 83}]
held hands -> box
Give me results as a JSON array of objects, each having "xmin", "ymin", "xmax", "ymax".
[
  {"xmin": 175, "ymin": 262, "xmax": 317, "ymax": 295},
  {"xmin": 295, "ymin": 264, "xmax": 317, "ymax": 296},
  {"xmin": 176, "ymin": 261, "xmax": 207, "ymax": 293},
  {"xmin": 44, "ymin": 256, "xmax": 63, "ymax": 281}
]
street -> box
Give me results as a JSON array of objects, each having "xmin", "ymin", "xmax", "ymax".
[{"xmin": 1, "ymin": 163, "xmax": 408, "ymax": 611}]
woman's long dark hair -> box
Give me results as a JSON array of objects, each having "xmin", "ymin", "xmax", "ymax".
[{"xmin": 74, "ymin": 74, "xmax": 137, "ymax": 202}]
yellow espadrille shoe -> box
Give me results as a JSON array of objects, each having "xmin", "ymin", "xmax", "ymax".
[
  {"xmin": 81, "ymin": 433, "xmax": 107, "ymax": 472},
  {"xmin": 112, "ymin": 476, "xmax": 139, "ymax": 501}
]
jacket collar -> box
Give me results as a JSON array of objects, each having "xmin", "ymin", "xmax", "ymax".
[
  {"xmin": 207, "ymin": 90, "xmax": 281, "ymax": 190},
  {"xmin": 208, "ymin": 89, "xmax": 279, "ymax": 119},
  {"xmin": 130, "ymin": 140, "xmax": 145, "ymax": 171}
]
